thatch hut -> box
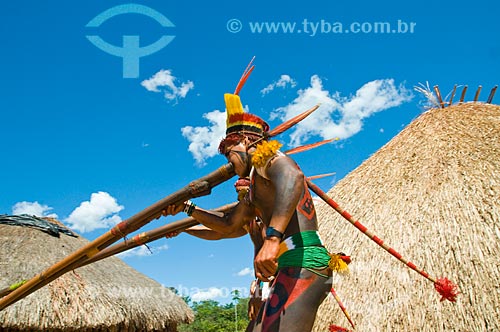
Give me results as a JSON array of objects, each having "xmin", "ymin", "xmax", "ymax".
[
  {"xmin": 0, "ymin": 215, "xmax": 193, "ymax": 331},
  {"xmin": 313, "ymin": 103, "xmax": 500, "ymax": 331}
]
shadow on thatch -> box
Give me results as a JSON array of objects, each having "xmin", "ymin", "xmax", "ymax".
[
  {"xmin": 312, "ymin": 103, "xmax": 500, "ymax": 332},
  {"xmin": 0, "ymin": 216, "xmax": 193, "ymax": 331}
]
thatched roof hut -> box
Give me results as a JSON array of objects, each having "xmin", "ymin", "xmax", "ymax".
[
  {"xmin": 313, "ymin": 103, "xmax": 500, "ymax": 331},
  {"xmin": 0, "ymin": 216, "xmax": 193, "ymax": 331}
]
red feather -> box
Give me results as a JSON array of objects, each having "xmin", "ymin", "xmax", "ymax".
[
  {"xmin": 269, "ymin": 104, "xmax": 320, "ymax": 137},
  {"xmin": 434, "ymin": 277, "xmax": 459, "ymax": 302},
  {"xmin": 329, "ymin": 325, "xmax": 351, "ymax": 332},
  {"xmin": 234, "ymin": 56, "xmax": 256, "ymax": 95},
  {"xmin": 285, "ymin": 138, "xmax": 334, "ymax": 155}
]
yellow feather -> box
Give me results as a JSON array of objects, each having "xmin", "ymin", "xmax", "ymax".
[
  {"xmin": 329, "ymin": 254, "xmax": 350, "ymax": 275},
  {"xmin": 252, "ymin": 140, "xmax": 282, "ymax": 167}
]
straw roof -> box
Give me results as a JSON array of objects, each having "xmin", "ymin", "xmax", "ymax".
[
  {"xmin": 312, "ymin": 103, "xmax": 500, "ymax": 331},
  {"xmin": 0, "ymin": 216, "xmax": 193, "ymax": 331}
]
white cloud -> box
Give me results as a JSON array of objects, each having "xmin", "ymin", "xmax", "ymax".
[
  {"xmin": 191, "ymin": 287, "xmax": 225, "ymax": 301},
  {"xmin": 179, "ymin": 75, "xmax": 411, "ymax": 164},
  {"xmin": 64, "ymin": 191, "xmax": 124, "ymax": 233},
  {"xmin": 117, "ymin": 244, "xmax": 169, "ymax": 259},
  {"xmin": 272, "ymin": 75, "xmax": 413, "ymax": 146},
  {"xmin": 141, "ymin": 69, "xmax": 194, "ymax": 101},
  {"xmin": 236, "ymin": 267, "xmax": 253, "ymax": 277},
  {"xmin": 11, "ymin": 201, "xmax": 58, "ymax": 218},
  {"xmin": 181, "ymin": 110, "xmax": 227, "ymax": 166},
  {"xmin": 261, "ymin": 74, "xmax": 297, "ymax": 95}
]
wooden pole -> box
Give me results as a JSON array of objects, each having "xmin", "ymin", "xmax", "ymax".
[
  {"xmin": 88, "ymin": 203, "xmax": 237, "ymax": 264},
  {"xmin": 459, "ymin": 86, "xmax": 468, "ymax": 104},
  {"xmin": 448, "ymin": 85, "xmax": 457, "ymax": 107},
  {"xmin": 486, "ymin": 85, "xmax": 498, "ymax": 104},
  {"xmin": 0, "ymin": 163, "xmax": 235, "ymax": 310},
  {"xmin": 306, "ymin": 179, "xmax": 459, "ymax": 302},
  {"xmin": 473, "ymin": 85, "xmax": 482, "ymax": 102},
  {"xmin": 433, "ymin": 85, "xmax": 444, "ymax": 108},
  {"xmin": 0, "ymin": 203, "xmax": 239, "ymax": 300}
]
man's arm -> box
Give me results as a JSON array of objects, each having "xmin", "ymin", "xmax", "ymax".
[
  {"xmin": 265, "ymin": 156, "xmax": 304, "ymax": 234},
  {"xmin": 189, "ymin": 202, "xmax": 256, "ymax": 235},
  {"xmin": 183, "ymin": 224, "xmax": 247, "ymax": 240},
  {"xmin": 164, "ymin": 201, "xmax": 256, "ymax": 236},
  {"xmin": 253, "ymin": 156, "xmax": 304, "ymax": 281}
]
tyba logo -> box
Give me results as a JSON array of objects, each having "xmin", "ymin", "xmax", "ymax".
[{"xmin": 86, "ymin": 4, "xmax": 175, "ymax": 78}]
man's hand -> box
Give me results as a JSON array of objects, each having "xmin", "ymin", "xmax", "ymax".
[
  {"xmin": 247, "ymin": 279, "xmax": 262, "ymax": 320},
  {"xmin": 165, "ymin": 230, "xmax": 181, "ymax": 238},
  {"xmin": 248, "ymin": 296, "xmax": 263, "ymax": 320},
  {"xmin": 162, "ymin": 203, "xmax": 185, "ymax": 216},
  {"xmin": 254, "ymin": 237, "xmax": 280, "ymax": 282}
]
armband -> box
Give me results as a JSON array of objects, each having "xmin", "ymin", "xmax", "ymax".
[
  {"xmin": 265, "ymin": 226, "xmax": 284, "ymax": 240},
  {"xmin": 183, "ymin": 200, "xmax": 196, "ymax": 216}
]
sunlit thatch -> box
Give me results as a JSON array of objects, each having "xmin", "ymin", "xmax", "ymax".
[
  {"xmin": 313, "ymin": 103, "xmax": 500, "ymax": 331},
  {"xmin": 0, "ymin": 217, "xmax": 193, "ymax": 331}
]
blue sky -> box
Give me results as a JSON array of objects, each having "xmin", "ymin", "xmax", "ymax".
[{"xmin": 1, "ymin": 0, "xmax": 498, "ymax": 303}]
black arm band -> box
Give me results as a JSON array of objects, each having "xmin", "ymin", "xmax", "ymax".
[{"xmin": 265, "ymin": 226, "xmax": 284, "ymax": 240}]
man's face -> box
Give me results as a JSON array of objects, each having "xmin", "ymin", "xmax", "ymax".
[{"xmin": 225, "ymin": 143, "xmax": 251, "ymax": 177}]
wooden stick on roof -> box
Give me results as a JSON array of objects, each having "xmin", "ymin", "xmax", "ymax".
[
  {"xmin": 433, "ymin": 85, "xmax": 444, "ymax": 108},
  {"xmin": 448, "ymin": 84, "xmax": 457, "ymax": 107},
  {"xmin": 459, "ymin": 85, "xmax": 468, "ymax": 104},
  {"xmin": 473, "ymin": 85, "xmax": 482, "ymax": 102},
  {"xmin": 486, "ymin": 85, "xmax": 498, "ymax": 104}
]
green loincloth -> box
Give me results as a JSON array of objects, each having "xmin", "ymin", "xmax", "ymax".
[{"xmin": 277, "ymin": 230, "xmax": 331, "ymax": 272}]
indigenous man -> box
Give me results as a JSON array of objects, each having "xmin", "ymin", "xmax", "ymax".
[{"xmin": 165, "ymin": 92, "xmax": 332, "ymax": 332}]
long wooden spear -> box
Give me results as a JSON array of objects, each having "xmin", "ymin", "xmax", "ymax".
[
  {"xmin": 0, "ymin": 203, "xmax": 240, "ymax": 300},
  {"xmin": 0, "ymin": 163, "xmax": 235, "ymax": 310},
  {"xmin": 306, "ymin": 179, "xmax": 459, "ymax": 302},
  {"xmin": 86, "ymin": 203, "xmax": 237, "ymax": 264}
]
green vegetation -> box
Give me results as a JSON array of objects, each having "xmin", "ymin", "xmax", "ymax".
[{"xmin": 177, "ymin": 289, "xmax": 250, "ymax": 332}]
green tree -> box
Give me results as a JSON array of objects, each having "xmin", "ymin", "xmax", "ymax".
[
  {"xmin": 168, "ymin": 286, "xmax": 191, "ymax": 305},
  {"xmin": 232, "ymin": 289, "xmax": 241, "ymax": 332},
  {"xmin": 179, "ymin": 297, "xmax": 250, "ymax": 332}
]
